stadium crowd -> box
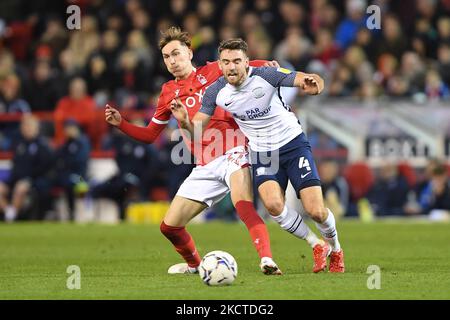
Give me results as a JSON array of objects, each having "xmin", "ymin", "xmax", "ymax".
[{"xmin": 0, "ymin": 0, "xmax": 449, "ymax": 221}]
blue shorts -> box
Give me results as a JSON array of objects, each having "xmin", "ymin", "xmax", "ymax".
[{"xmin": 251, "ymin": 133, "xmax": 321, "ymax": 198}]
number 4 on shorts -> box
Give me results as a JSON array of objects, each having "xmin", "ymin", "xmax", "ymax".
[{"xmin": 298, "ymin": 157, "xmax": 311, "ymax": 171}]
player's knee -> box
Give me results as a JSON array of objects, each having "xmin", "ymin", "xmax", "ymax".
[
  {"xmin": 307, "ymin": 206, "xmax": 328, "ymax": 223},
  {"xmin": 265, "ymin": 199, "xmax": 285, "ymax": 216},
  {"xmin": 0, "ymin": 183, "xmax": 9, "ymax": 196},
  {"xmin": 14, "ymin": 181, "xmax": 30, "ymax": 195}
]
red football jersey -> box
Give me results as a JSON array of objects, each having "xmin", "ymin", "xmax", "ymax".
[{"xmin": 119, "ymin": 60, "xmax": 267, "ymax": 165}]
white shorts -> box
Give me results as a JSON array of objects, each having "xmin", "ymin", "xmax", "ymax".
[{"xmin": 176, "ymin": 146, "xmax": 250, "ymax": 207}]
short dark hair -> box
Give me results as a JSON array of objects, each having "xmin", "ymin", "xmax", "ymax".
[
  {"xmin": 218, "ymin": 38, "xmax": 248, "ymax": 55},
  {"xmin": 159, "ymin": 27, "xmax": 191, "ymax": 50}
]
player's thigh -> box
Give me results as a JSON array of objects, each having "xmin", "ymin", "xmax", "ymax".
[
  {"xmin": 229, "ymin": 167, "xmax": 253, "ymax": 205},
  {"xmin": 258, "ymin": 180, "xmax": 286, "ymax": 215},
  {"xmin": 299, "ymin": 186, "xmax": 328, "ymax": 222},
  {"xmin": 284, "ymin": 138, "xmax": 321, "ymax": 200},
  {"xmin": 164, "ymin": 195, "xmax": 207, "ymax": 227}
]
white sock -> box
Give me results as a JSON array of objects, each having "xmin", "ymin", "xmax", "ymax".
[
  {"xmin": 271, "ymin": 205, "xmax": 321, "ymax": 248},
  {"xmin": 5, "ymin": 206, "xmax": 17, "ymax": 222},
  {"xmin": 315, "ymin": 209, "xmax": 341, "ymax": 252}
]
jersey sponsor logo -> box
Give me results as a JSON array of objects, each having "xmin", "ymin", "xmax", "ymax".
[
  {"xmin": 225, "ymin": 101, "xmax": 233, "ymax": 106},
  {"xmin": 174, "ymin": 89, "xmax": 180, "ymax": 97},
  {"xmin": 276, "ymin": 67, "xmax": 292, "ymax": 74},
  {"xmin": 245, "ymin": 106, "xmax": 271, "ymax": 120},
  {"xmin": 183, "ymin": 88, "xmax": 205, "ymax": 108}
]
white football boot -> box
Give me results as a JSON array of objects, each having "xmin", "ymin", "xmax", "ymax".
[
  {"xmin": 167, "ymin": 263, "xmax": 198, "ymax": 274},
  {"xmin": 260, "ymin": 257, "xmax": 283, "ymax": 275}
]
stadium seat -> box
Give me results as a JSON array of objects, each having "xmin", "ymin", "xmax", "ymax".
[{"xmin": 343, "ymin": 162, "xmax": 375, "ymax": 201}]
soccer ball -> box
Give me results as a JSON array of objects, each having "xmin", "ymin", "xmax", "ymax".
[{"xmin": 199, "ymin": 250, "xmax": 238, "ymax": 286}]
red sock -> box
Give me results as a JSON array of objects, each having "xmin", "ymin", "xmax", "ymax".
[
  {"xmin": 160, "ymin": 222, "xmax": 201, "ymax": 268},
  {"xmin": 235, "ymin": 200, "xmax": 272, "ymax": 259}
]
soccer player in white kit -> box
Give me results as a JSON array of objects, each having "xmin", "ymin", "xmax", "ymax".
[{"xmin": 171, "ymin": 39, "xmax": 344, "ymax": 273}]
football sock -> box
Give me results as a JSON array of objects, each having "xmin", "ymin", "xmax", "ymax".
[
  {"xmin": 5, "ymin": 206, "xmax": 17, "ymax": 222},
  {"xmin": 235, "ymin": 200, "xmax": 272, "ymax": 259},
  {"xmin": 314, "ymin": 209, "xmax": 341, "ymax": 252},
  {"xmin": 160, "ymin": 221, "xmax": 201, "ymax": 268},
  {"xmin": 271, "ymin": 205, "xmax": 321, "ymax": 248}
]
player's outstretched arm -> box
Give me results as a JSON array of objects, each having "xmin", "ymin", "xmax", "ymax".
[
  {"xmin": 105, "ymin": 104, "xmax": 165, "ymax": 144},
  {"xmin": 294, "ymin": 72, "xmax": 324, "ymax": 95}
]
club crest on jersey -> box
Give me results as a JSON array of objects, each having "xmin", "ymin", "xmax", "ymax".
[
  {"xmin": 197, "ymin": 74, "xmax": 207, "ymax": 85},
  {"xmin": 252, "ymin": 87, "xmax": 265, "ymax": 99}
]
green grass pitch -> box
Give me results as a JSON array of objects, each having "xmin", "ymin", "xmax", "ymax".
[{"xmin": 1, "ymin": 220, "xmax": 449, "ymax": 299}]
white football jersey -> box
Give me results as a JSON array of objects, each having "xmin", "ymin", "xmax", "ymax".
[{"xmin": 200, "ymin": 67, "xmax": 303, "ymax": 152}]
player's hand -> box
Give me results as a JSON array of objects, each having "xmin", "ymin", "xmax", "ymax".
[
  {"xmin": 263, "ymin": 60, "xmax": 280, "ymax": 68},
  {"xmin": 170, "ymin": 98, "xmax": 189, "ymax": 123},
  {"xmin": 301, "ymin": 74, "xmax": 324, "ymax": 95},
  {"xmin": 105, "ymin": 104, "xmax": 122, "ymax": 126}
]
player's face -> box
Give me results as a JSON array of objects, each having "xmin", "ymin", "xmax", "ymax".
[
  {"xmin": 161, "ymin": 40, "xmax": 194, "ymax": 80},
  {"xmin": 219, "ymin": 49, "xmax": 249, "ymax": 86}
]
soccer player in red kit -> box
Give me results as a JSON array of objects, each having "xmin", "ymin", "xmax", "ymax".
[{"xmin": 105, "ymin": 27, "xmax": 282, "ymax": 275}]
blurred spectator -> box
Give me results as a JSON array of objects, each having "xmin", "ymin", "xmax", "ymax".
[
  {"xmin": 84, "ymin": 54, "xmax": 112, "ymax": 107},
  {"xmin": 126, "ymin": 29, "xmax": 155, "ymax": 70},
  {"xmin": 68, "ymin": 15, "xmax": 100, "ymax": 70},
  {"xmin": 54, "ymin": 77, "xmax": 97, "ymax": 146},
  {"xmin": 426, "ymin": 163, "xmax": 450, "ymax": 215},
  {"xmin": 425, "ymin": 69, "xmax": 450, "ymax": 100},
  {"xmin": 92, "ymin": 125, "xmax": 160, "ymax": 220},
  {"xmin": 2, "ymin": 15, "xmax": 37, "ymax": 62},
  {"xmin": 318, "ymin": 160, "xmax": 349, "ymax": 218},
  {"xmin": 0, "ymin": 73, "xmax": 30, "ymax": 113},
  {"xmin": 222, "ymin": 0, "xmax": 245, "ymax": 29},
  {"xmin": 0, "ymin": 73, "xmax": 31, "ymax": 150},
  {"xmin": 98, "ymin": 30, "xmax": 121, "ymax": 70},
  {"xmin": 114, "ymin": 50, "xmax": 150, "ymax": 109},
  {"xmin": 193, "ymin": 26, "xmax": 218, "ymax": 65},
  {"xmin": 197, "ymin": 0, "xmax": 218, "ymax": 29},
  {"xmin": 53, "ymin": 119, "xmax": 91, "ymax": 221},
  {"xmin": 368, "ymin": 163, "xmax": 410, "ymax": 216},
  {"xmin": 25, "ymin": 60, "xmax": 60, "ymax": 111},
  {"xmin": 377, "ymin": 14, "xmax": 408, "ymax": 61},
  {"xmin": 39, "ymin": 16, "xmax": 69, "ymax": 61},
  {"xmin": 407, "ymin": 159, "xmax": 450, "ymax": 216},
  {"xmin": 374, "ymin": 53, "xmax": 398, "ymax": 89},
  {"xmin": 400, "ymin": 51, "xmax": 426, "ymax": 95},
  {"xmin": 312, "ymin": 28, "xmax": 341, "ymax": 67},
  {"xmin": 335, "ymin": 0, "xmax": 368, "ymax": 50},
  {"xmin": 0, "ymin": 114, "xmax": 54, "ymax": 221},
  {"xmin": 274, "ymin": 27, "xmax": 313, "ymax": 72},
  {"xmin": 171, "ymin": 0, "xmax": 189, "ymax": 26},
  {"xmin": 437, "ymin": 43, "xmax": 450, "ymax": 87}
]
